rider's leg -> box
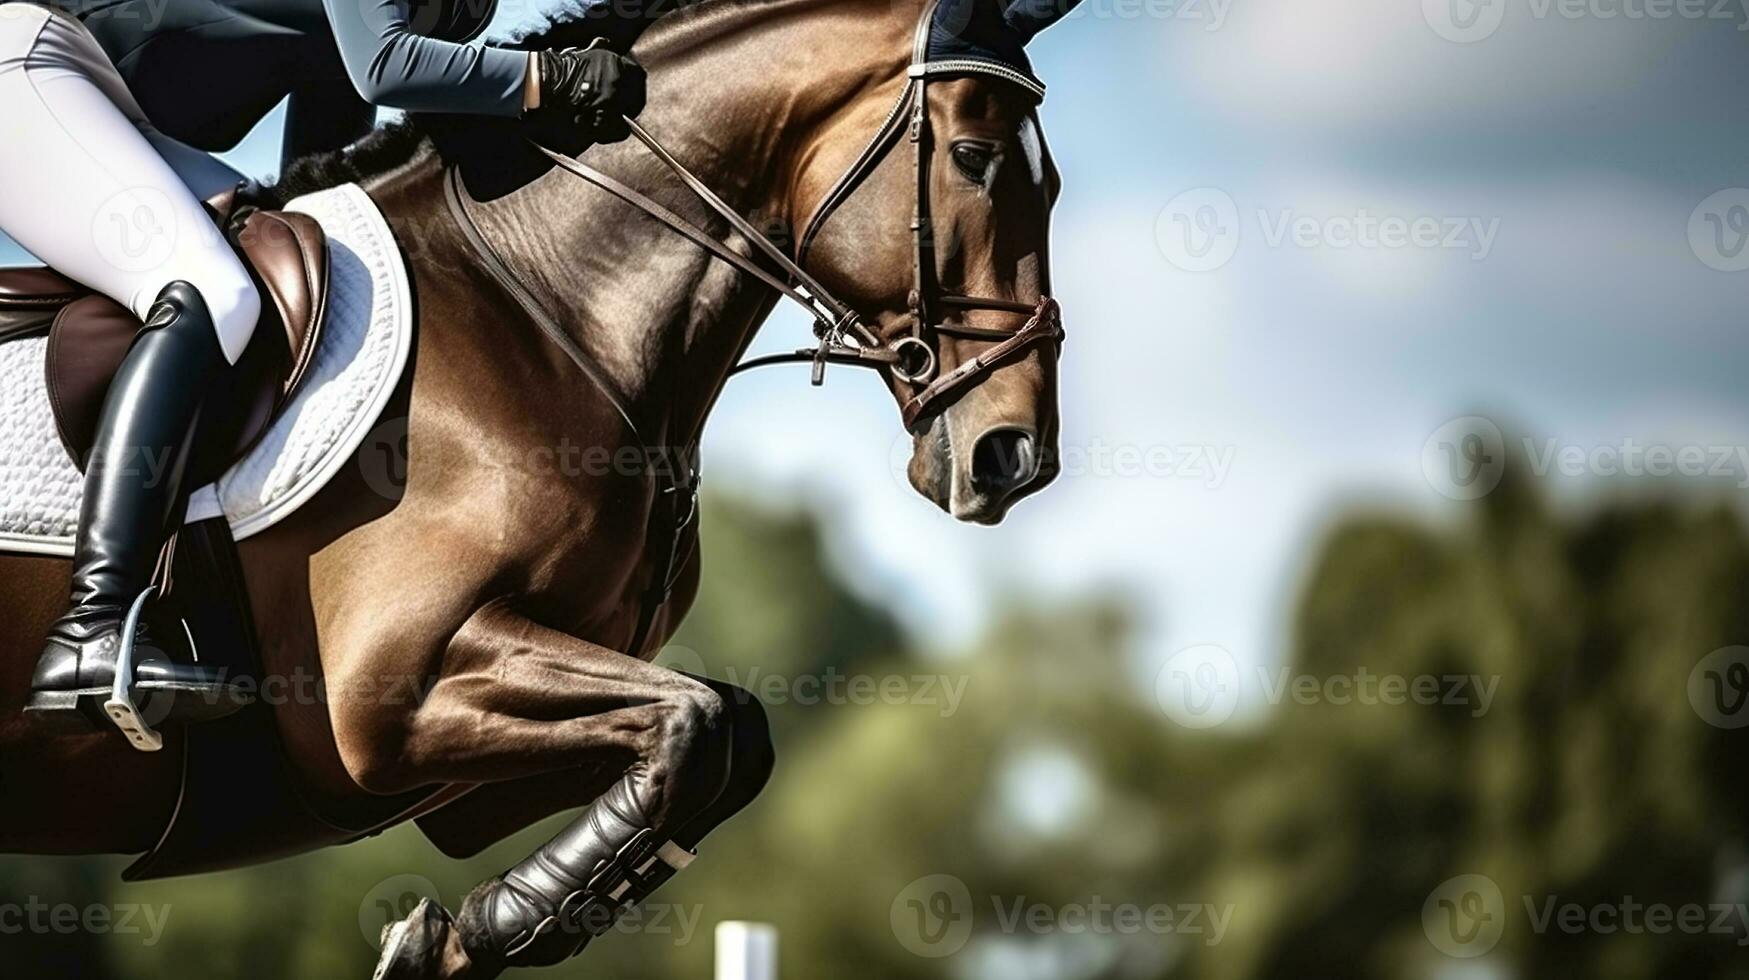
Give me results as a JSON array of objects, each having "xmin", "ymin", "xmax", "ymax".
[
  {"xmin": 0, "ymin": 5, "xmax": 260, "ymax": 722},
  {"xmin": 0, "ymin": 5, "xmax": 259, "ymax": 356},
  {"xmin": 140, "ymin": 128, "xmax": 249, "ymax": 203}
]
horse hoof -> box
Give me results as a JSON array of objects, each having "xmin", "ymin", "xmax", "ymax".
[{"xmin": 373, "ymin": 898, "xmax": 457, "ymax": 980}]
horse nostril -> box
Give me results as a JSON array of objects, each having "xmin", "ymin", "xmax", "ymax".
[{"xmin": 970, "ymin": 428, "xmax": 1038, "ymax": 495}]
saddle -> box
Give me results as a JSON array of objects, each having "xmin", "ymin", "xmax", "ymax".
[
  {"xmin": 0, "ymin": 181, "xmax": 432, "ymax": 877},
  {"xmin": 0, "ymin": 187, "xmax": 330, "ymax": 486}
]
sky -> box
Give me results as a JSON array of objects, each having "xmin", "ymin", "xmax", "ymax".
[{"xmin": 6, "ymin": 0, "xmax": 1748, "ymax": 702}]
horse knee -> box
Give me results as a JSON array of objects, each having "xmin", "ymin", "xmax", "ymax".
[{"xmin": 653, "ymin": 676, "xmax": 732, "ymax": 793}]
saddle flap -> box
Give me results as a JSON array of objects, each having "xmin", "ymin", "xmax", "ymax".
[
  {"xmin": 44, "ymin": 296, "xmax": 143, "ymax": 463},
  {"xmin": 41, "ymin": 207, "xmax": 330, "ymax": 480},
  {"xmin": 241, "ymin": 209, "xmax": 329, "ymax": 393},
  {"xmin": 0, "ymin": 266, "xmax": 87, "ymax": 309}
]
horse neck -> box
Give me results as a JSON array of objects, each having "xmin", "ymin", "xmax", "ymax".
[{"xmin": 414, "ymin": 0, "xmax": 916, "ymax": 448}]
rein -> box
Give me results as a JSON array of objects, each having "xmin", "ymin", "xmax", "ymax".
[
  {"xmin": 491, "ymin": 0, "xmax": 1064, "ymax": 431},
  {"xmin": 531, "ymin": 123, "xmax": 1063, "ymax": 428},
  {"xmin": 440, "ymin": 0, "xmax": 1065, "ymax": 651}
]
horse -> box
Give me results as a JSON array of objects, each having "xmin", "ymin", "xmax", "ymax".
[{"xmin": 0, "ymin": 0, "xmax": 1067, "ymax": 975}]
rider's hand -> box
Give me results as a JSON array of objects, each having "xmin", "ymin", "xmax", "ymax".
[{"xmin": 530, "ymin": 43, "xmax": 647, "ymax": 144}]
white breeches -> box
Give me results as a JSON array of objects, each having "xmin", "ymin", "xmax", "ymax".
[{"xmin": 0, "ymin": 3, "xmax": 259, "ymax": 363}]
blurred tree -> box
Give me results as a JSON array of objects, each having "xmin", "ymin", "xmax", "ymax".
[
  {"xmin": 0, "ymin": 858, "xmax": 117, "ymax": 977},
  {"xmin": 0, "ymin": 493, "xmax": 924, "ymax": 980},
  {"xmin": 1171, "ymin": 451, "xmax": 1749, "ymax": 980},
  {"xmin": 4, "ymin": 462, "xmax": 1748, "ymax": 980}
]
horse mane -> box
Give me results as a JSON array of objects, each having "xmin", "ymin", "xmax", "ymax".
[{"xmin": 272, "ymin": 0, "xmax": 764, "ymax": 199}]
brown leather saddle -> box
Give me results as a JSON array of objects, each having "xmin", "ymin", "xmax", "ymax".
[
  {"xmin": 0, "ymin": 191, "xmax": 429, "ymax": 875},
  {"xmin": 0, "ymin": 189, "xmax": 331, "ymax": 485}
]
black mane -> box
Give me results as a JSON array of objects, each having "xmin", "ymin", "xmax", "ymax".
[
  {"xmin": 273, "ymin": 120, "xmax": 428, "ymax": 200},
  {"xmin": 514, "ymin": 0, "xmax": 706, "ymax": 51},
  {"xmin": 273, "ymin": 0, "xmax": 721, "ymax": 200}
]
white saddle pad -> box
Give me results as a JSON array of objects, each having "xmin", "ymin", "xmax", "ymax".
[{"xmin": 0, "ymin": 183, "xmax": 413, "ymax": 557}]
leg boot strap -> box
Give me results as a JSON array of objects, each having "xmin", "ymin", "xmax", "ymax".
[
  {"xmin": 548, "ymin": 828, "xmax": 695, "ymax": 942},
  {"xmin": 458, "ymin": 778, "xmax": 696, "ymax": 971}
]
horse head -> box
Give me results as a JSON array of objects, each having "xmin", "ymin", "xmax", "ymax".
[
  {"xmin": 792, "ymin": 0, "xmax": 1073, "ymax": 525},
  {"xmin": 406, "ymin": 0, "xmax": 1077, "ymax": 526}
]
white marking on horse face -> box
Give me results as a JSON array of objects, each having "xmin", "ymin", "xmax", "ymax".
[
  {"xmin": 981, "ymin": 154, "xmax": 1002, "ymax": 193},
  {"xmin": 1017, "ymin": 117, "xmax": 1045, "ymax": 187}
]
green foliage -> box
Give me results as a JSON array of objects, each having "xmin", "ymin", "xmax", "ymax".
[
  {"xmin": 1172, "ymin": 467, "xmax": 1749, "ymax": 980},
  {"xmin": 4, "ymin": 476, "xmax": 1748, "ymax": 980}
]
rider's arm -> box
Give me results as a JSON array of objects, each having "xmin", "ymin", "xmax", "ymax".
[{"xmin": 322, "ymin": 0, "xmax": 536, "ymax": 115}]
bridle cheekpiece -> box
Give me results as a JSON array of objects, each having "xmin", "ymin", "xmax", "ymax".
[{"xmin": 519, "ymin": 0, "xmax": 1065, "ymax": 431}]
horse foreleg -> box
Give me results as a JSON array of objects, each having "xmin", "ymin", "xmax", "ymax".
[
  {"xmin": 416, "ymin": 674, "xmax": 775, "ymax": 859},
  {"xmin": 333, "ymin": 605, "xmax": 729, "ymax": 819},
  {"xmin": 358, "ymin": 608, "xmax": 768, "ymax": 979}
]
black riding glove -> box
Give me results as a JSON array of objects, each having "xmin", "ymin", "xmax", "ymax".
[{"xmin": 532, "ymin": 44, "xmax": 647, "ymax": 144}]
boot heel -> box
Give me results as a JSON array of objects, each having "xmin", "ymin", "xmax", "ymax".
[{"xmin": 22, "ymin": 690, "xmax": 101, "ymax": 734}]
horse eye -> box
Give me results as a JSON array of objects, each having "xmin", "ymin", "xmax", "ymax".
[{"xmin": 951, "ymin": 143, "xmax": 996, "ymax": 184}]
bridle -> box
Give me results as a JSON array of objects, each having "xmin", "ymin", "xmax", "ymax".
[
  {"xmin": 787, "ymin": 0, "xmax": 1064, "ymax": 428},
  {"xmin": 443, "ymin": 0, "xmax": 1065, "ymax": 653},
  {"xmin": 525, "ymin": 0, "xmax": 1065, "ymax": 432}
]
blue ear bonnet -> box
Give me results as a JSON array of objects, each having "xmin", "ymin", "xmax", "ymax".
[{"xmin": 924, "ymin": 0, "xmax": 1080, "ymax": 98}]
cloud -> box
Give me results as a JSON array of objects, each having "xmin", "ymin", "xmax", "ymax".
[{"xmin": 1158, "ymin": 0, "xmax": 1729, "ymax": 132}]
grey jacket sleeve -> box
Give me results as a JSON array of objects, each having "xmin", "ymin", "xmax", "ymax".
[{"xmin": 323, "ymin": 0, "xmax": 526, "ymax": 116}]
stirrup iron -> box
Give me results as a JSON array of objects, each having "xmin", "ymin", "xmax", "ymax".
[{"xmin": 103, "ymin": 586, "xmax": 166, "ymax": 753}]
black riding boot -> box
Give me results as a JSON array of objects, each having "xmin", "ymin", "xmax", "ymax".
[
  {"xmin": 26, "ymin": 282, "xmax": 247, "ymax": 734},
  {"xmin": 449, "ymin": 778, "xmax": 695, "ymax": 974}
]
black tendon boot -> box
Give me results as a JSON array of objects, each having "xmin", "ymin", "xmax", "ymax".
[
  {"xmin": 455, "ymin": 776, "xmax": 695, "ymax": 973},
  {"xmin": 26, "ymin": 282, "xmax": 250, "ymax": 737}
]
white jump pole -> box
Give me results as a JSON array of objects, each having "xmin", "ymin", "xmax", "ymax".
[{"xmin": 715, "ymin": 921, "xmax": 779, "ymax": 980}]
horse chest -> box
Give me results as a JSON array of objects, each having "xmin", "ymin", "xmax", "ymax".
[{"xmin": 508, "ymin": 476, "xmax": 684, "ymax": 643}]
